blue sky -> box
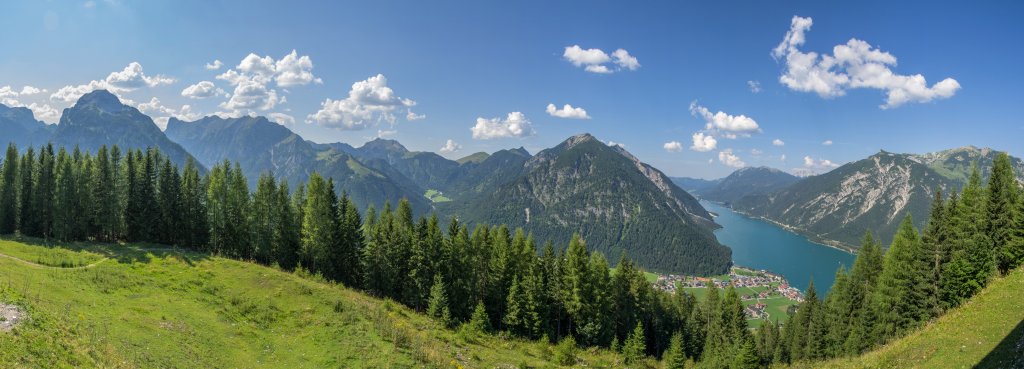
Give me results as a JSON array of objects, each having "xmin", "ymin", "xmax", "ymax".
[{"xmin": 1, "ymin": 1, "xmax": 1021, "ymax": 178}]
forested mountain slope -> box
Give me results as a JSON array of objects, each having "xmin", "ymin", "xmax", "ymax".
[
  {"xmin": 446, "ymin": 133, "xmax": 730, "ymax": 275},
  {"xmin": 696, "ymin": 166, "xmax": 799, "ymax": 205}
]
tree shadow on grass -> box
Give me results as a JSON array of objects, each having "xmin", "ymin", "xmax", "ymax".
[
  {"xmin": 975, "ymin": 318, "xmax": 1024, "ymax": 369},
  {"xmin": 0, "ymin": 234, "xmax": 210, "ymax": 267}
]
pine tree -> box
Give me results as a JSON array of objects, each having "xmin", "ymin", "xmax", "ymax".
[
  {"xmin": 664, "ymin": 331, "xmax": 687, "ymax": 369},
  {"xmin": 871, "ymin": 216, "xmax": 928, "ymax": 343},
  {"xmin": 91, "ymin": 146, "xmax": 117, "ymax": 241},
  {"xmin": 300, "ymin": 172, "xmax": 337, "ymax": 277},
  {"xmin": 987, "ymin": 152, "xmax": 1023, "ymax": 274},
  {"xmin": 157, "ymin": 158, "xmax": 182, "ymax": 245},
  {"xmin": 274, "ymin": 181, "xmax": 300, "ymax": 270},
  {"xmin": 16, "ymin": 147, "xmax": 34, "ymax": 235},
  {"xmin": 466, "ymin": 300, "xmax": 490, "ymax": 334},
  {"xmin": 33, "ymin": 144, "xmax": 56, "ymax": 238},
  {"xmin": 335, "ymin": 192, "xmax": 364, "ymax": 288},
  {"xmin": 252, "ymin": 173, "xmax": 278, "ymax": 264},
  {"xmin": 921, "ymin": 190, "xmax": 948, "ymax": 318},
  {"xmin": 942, "ymin": 167, "xmax": 993, "ymax": 307},
  {"xmin": 426, "ymin": 274, "xmax": 451, "ymax": 327},
  {"xmin": 205, "ymin": 161, "xmax": 230, "ymax": 254},
  {"xmin": 180, "ymin": 158, "xmax": 207, "ymax": 249},
  {"xmin": 0, "ymin": 143, "xmax": 18, "ymax": 234},
  {"xmin": 52, "ymin": 148, "xmax": 75, "ymax": 241},
  {"xmin": 622, "ymin": 321, "xmax": 646, "ymax": 364}
]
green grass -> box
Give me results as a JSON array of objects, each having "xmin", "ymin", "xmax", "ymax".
[
  {"xmin": 682, "ymin": 283, "xmax": 797, "ymax": 328},
  {"xmin": 424, "ymin": 189, "xmax": 452, "ymax": 203},
  {"xmin": 797, "ymin": 267, "xmax": 1024, "ymax": 368},
  {"xmin": 0, "ymin": 239, "xmax": 107, "ymax": 268},
  {"xmin": 0, "ymin": 238, "xmax": 627, "ymax": 368}
]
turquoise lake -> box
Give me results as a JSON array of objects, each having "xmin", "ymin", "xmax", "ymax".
[{"xmin": 702, "ymin": 200, "xmax": 856, "ymax": 294}]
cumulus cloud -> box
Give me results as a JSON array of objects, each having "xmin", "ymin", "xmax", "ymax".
[
  {"xmin": 689, "ymin": 102, "xmax": 761, "ymax": 137},
  {"xmin": 748, "ymin": 80, "xmax": 762, "ymax": 93},
  {"xmin": 545, "ymin": 103, "xmax": 591, "ymax": 119},
  {"xmin": 439, "ymin": 139, "xmax": 462, "ymax": 153},
  {"xmin": 306, "ymin": 74, "xmax": 419, "ymax": 130},
  {"xmin": 606, "ymin": 140, "xmax": 626, "ymax": 148},
  {"xmin": 377, "ymin": 129, "xmax": 398, "ymax": 138},
  {"xmin": 470, "ymin": 112, "xmax": 535, "ymax": 140},
  {"xmin": 0, "ymin": 86, "xmax": 58, "ymax": 123},
  {"xmin": 718, "ymin": 149, "xmax": 746, "ymax": 168},
  {"xmin": 50, "ymin": 62, "xmax": 175, "ymax": 103},
  {"xmin": 612, "ymin": 49, "xmax": 641, "ymax": 71},
  {"xmin": 205, "ymin": 60, "xmax": 223, "ymax": 70},
  {"xmin": 663, "ymin": 141, "xmax": 683, "ymax": 152},
  {"xmin": 220, "ymin": 80, "xmax": 280, "ymax": 111},
  {"xmin": 751, "ymin": 148, "xmax": 763, "ymax": 156},
  {"xmin": 563, "ymin": 45, "xmax": 640, "ymax": 74},
  {"xmin": 181, "ymin": 81, "xmax": 224, "ymax": 99},
  {"xmin": 794, "ymin": 155, "xmax": 840, "ymax": 176},
  {"xmin": 135, "ymin": 97, "xmax": 202, "ymax": 129},
  {"xmin": 773, "ymin": 15, "xmax": 960, "ymax": 108},
  {"xmin": 772, "ymin": 139, "xmax": 785, "ymax": 146},
  {"xmin": 268, "ymin": 112, "xmax": 295, "ymax": 126},
  {"xmin": 822, "ymin": 139, "xmax": 833, "ymax": 146},
  {"xmin": 690, "ymin": 132, "xmax": 718, "ymax": 152},
  {"xmin": 214, "ymin": 50, "xmax": 322, "ymax": 115}
]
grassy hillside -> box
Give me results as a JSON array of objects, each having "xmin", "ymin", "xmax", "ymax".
[
  {"xmin": 0, "ymin": 238, "xmax": 625, "ymax": 368},
  {"xmin": 792, "ymin": 267, "xmax": 1024, "ymax": 369}
]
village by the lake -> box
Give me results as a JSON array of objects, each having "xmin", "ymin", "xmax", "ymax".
[{"xmin": 652, "ymin": 266, "xmax": 805, "ymax": 326}]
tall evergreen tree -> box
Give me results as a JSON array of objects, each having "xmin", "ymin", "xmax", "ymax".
[
  {"xmin": 180, "ymin": 158, "xmax": 207, "ymax": 249},
  {"xmin": 871, "ymin": 216, "xmax": 928, "ymax": 343},
  {"xmin": 252, "ymin": 173, "xmax": 279, "ymax": 264},
  {"xmin": 300, "ymin": 172, "xmax": 338, "ymax": 276},
  {"xmin": 0, "ymin": 144, "xmax": 18, "ymax": 234},
  {"xmin": 942, "ymin": 167, "xmax": 993, "ymax": 306},
  {"xmin": 987, "ymin": 152, "xmax": 1023, "ymax": 273},
  {"xmin": 32, "ymin": 144, "xmax": 56, "ymax": 238},
  {"xmin": 16, "ymin": 147, "xmax": 35, "ymax": 235},
  {"xmin": 622, "ymin": 321, "xmax": 647, "ymax": 364},
  {"xmin": 427, "ymin": 274, "xmax": 452, "ymax": 327}
]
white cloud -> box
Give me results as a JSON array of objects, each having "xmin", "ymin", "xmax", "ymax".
[
  {"xmin": 607, "ymin": 140, "xmax": 626, "ymax": 148},
  {"xmin": 470, "ymin": 112, "xmax": 535, "ymax": 140},
  {"xmin": 748, "ymin": 80, "xmax": 762, "ymax": 93},
  {"xmin": 135, "ymin": 97, "xmax": 202, "ymax": 129},
  {"xmin": 751, "ymin": 148, "xmax": 764, "ymax": 156},
  {"xmin": 690, "ymin": 132, "xmax": 718, "ymax": 152},
  {"xmin": 773, "ymin": 15, "xmax": 960, "ymax": 108},
  {"xmin": 406, "ymin": 110, "xmax": 426, "ymax": 121},
  {"xmin": 50, "ymin": 62, "xmax": 174, "ymax": 103},
  {"xmin": 439, "ymin": 139, "xmax": 462, "ymax": 153},
  {"xmin": 545, "ymin": 103, "xmax": 591, "ymax": 119},
  {"xmin": 780, "ymin": 154, "xmax": 787, "ymax": 161},
  {"xmin": 772, "ymin": 139, "xmax": 785, "ymax": 146},
  {"xmin": 19, "ymin": 86, "xmax": 45, "ymax": 95},
  {"xmin": 718, "ymin": 149, "xmax": 746, "ymax": 168},
  {"xmin": 377, "ymin": 129, "xmax": 398, "ymax": 138},
  {"xmin": 83, "ymin": 1, "xmax": 96, "ymax": 8},
  {"xmin": 821, "ymin": 139, "xmax": 833, "ymax": 146},
  {"xmin": 306, "ymin": 74, "xmax": 419, "ymax": 130},
  {"xmin": 205, "ymin": 60, "xmax": 224, "ymax": 70},
  {"xmin": 0, "ymin": 86, "xmax": 59, "ymax": 123},
  {"xmin": 612, "ymin": 49, "xmax": 641, "ymax": 71},
  {"xmin": 689, "ymin": 102, "xmax": 761, "ymax": 136},
  {"xmin": 563, "ymin": 45, "xmax": 640, "ymax": 74},
  {"xmin": 794, "ymin": 155, "xmax": 840, "ymax": 176},
  {"xmin": 663, "ymin": 141, "xmax": 683, "ymax": 152},
  {"xmin": 274, "ymin": 50, "xmax": 323, "ymax": 87},
  {"xmin": 268, "ymin": 112, "xmax": 295, "ymax": 126},
  {"xmin": 181, "ymin": 81, "xmax": 224, "ymax": 99},
  {"xmin": 220, "ymin": 80, "xmax": 280, "ymax": 111}
]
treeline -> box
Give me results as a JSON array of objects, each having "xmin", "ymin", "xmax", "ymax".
[
  {"xmin": 0, "ymin": 142, "xmax": 739, "ymax": 365},
  {"xmin": 2, "ymin": 142, "xmax": 1020, "ymax": 368},
  {"xmin": 754, "ymin": 153, "xmax": 1024, "ymax": 366}
]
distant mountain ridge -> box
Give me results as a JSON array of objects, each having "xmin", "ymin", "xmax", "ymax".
[
  {"xmin": 694, "ymin": 166, "xmax": 799, "ymax": 205},
  {"xmin": 732, "ymin": 147, "xmax": 1024, "ymax": 248},
  {"xmin": 164, "ymin": 115, "xmax": 432, "ymax": 214},
  {"xmin": 1, "ymin": 90, "xmax": 199, "ymax": 168}
]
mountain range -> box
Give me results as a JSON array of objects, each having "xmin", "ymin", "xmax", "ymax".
[
  {"xmin": 690, "ymin": 148, "xmax": 1024, "ymax": 249},
  {"xmin": 0, "ymin": 91, "xmax": 731, "ymax": 275}
]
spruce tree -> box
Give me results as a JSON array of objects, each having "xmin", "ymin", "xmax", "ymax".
[
  {"xmin": 664, "ymin": 331, "xmax": 687, "ymax": 369},
  {"xmin": 252, "ymin": 173, "xmax": 278, "ymax": 264},
  {"xmin": 871, "ymin": 216, "xmax": 928, "ymax": 343},
  {"xmin": 622, "ymin": 321, "xmax": 646, "ymax": 364},
  {"xmin": 300, "ymin": 172, "xmax": 337, "ymax": 276},
  {"xmin": 16, "ymin": 147, "xmax": 34, "ymax": 235},
  {"xmin": 426, "ymin": 274, "xmax": 451, "ymax": 327},
  {"xmin": 987, "ymin": 152, "xmax": 1023, "ymax": 273},
  {"xmin": 0, "ymin": 143, "xmax": 18, "ymax": 234},
  {"xmin": 274, "ymin": 181, "xmax": 300, "ymax": 270}
]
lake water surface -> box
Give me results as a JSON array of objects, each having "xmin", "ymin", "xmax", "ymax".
[{"xmin": 702, "ymin": 200, "xmax": 856, "ymax": 294}]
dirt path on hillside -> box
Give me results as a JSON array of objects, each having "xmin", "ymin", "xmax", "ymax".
[{"xmin": 0, "ymin": 252, "xmax": 109, "ymax": 270}]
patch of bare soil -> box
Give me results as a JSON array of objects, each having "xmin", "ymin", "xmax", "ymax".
[{"xmin": 0, "ymin": 303, "xmax": 26, "ymax": 332}]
